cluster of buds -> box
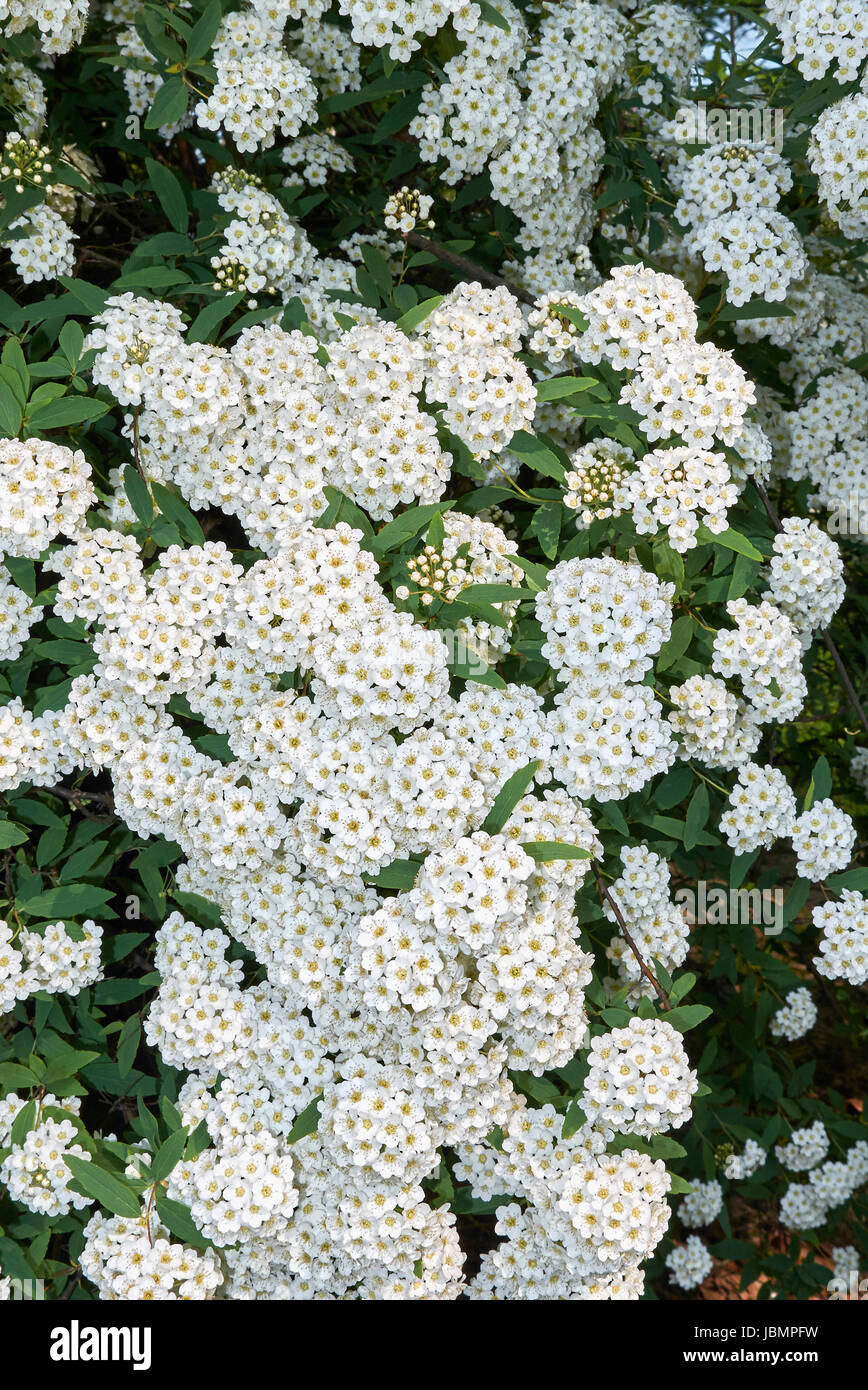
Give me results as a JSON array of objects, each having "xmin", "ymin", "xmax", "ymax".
[
  {"xmin": 396, "ymin": 544, "xmax": 468, "ymax": 607},
  {"xmin": 563, "ymin": 439, "xmax": 632, "ymax": 527},
  {"xmin": 384, "ymin": 185, "xmax": 435, "ymax": 235},
  {"xmin": 1, "ymin": 133, "xmax": 53, "ymax": 194},
  {"xmin": 211, "ymin": 253, "xmax": 257, "ymax": 307}
]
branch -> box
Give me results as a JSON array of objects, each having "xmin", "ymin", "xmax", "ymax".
[
  {"xmin": 406, "ymin": 232, "xmax": 536, "ymax": 306},
  {"xmin": 47, "ymin": 784, "xmax": 115, "ymax": 815},
  {"xmin": 593, "ymin": 864, "xmax": 671, "ymax": 1011},
  {"xmin": 754, "ymin": 482, "xmax": 868, "ymax": 739}
]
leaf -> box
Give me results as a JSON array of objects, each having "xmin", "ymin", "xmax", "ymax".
[
  {"xmin": 17, "ymin": 883, "xmax": 113, "ymax": 919},
  {"xmin": 123, "ymin": 465, "xmax": 154, "ymax": 525},
  {"xmin": 0, "ymin": 1062, "xmax": 38, "ymax": 1089},
  {"xmin": 155, "ymin": 1194, "xmax": 212, "ymax": 1249},
  {"xmin": 145, "ymin": 157, "xmax": 188, "ymax": 235},
  {"xmin": 370, "ymin": 501, "xmax": 455, "ymax": 555},
  {"xmin": 187, "ymin": 0, "xmax": 222, "ymax": 61},
  {"xmin": 150, "ymin": 482, "xmax": 205, "ymax": 544},
  {"xmin": 187, "ymin": 293, "xmax": 244, "ymax": 345},
  {"xmin": 64, "ymin": 1155, "xmax": 142, "ymax": 1218},
  {"xmin": 287, "ymin": 1095, "xmax": 321, "ymax": 1143},
  {"xmin": 10, "ymin": 1100, "xmax": 37, "ymax": 1146},
  {"xmin": 717, "ymin": 300, "xmax": 794, "ymax": 321},
  {"xmin": 664, "ymin": 1004, "xmax": 713, "ymax": 1033},
  {"xmin": 481, "ymin": 761, "xmax": 540, "ymax": 835},
  {"xmin": 507, "ymin": 430, "xmax": 566, "ymax": 483},
  {"xmin": 684, "ymin": 782, "xmax": 710, "ymax": 853},
  {"xmin": 477, "ymin": 0, "xmax": 510, "ymax": 28},
  {"xmin": 0, "ymin": 819, "xmax": 27, "ymax": 848},
  {"xmin": 519, "ymin": 841, "xmax": 593, "ymax": 861},
  {"xmin": 362, "ymin": 857, "xmax": 421, "ymax": 891},
  {"xmin": 360, "ymin": 244, "xmax": 393, "ymax": 298},
  {"xmin": 695, "ymin": 525, "xmax": 764, "ymax": 561},
  {"xmin": 527, "ymin": 501, "xmax": 561, "ymax": 559},
  {"xmin": 27, "ymin": 396, "xmax": 110, "ymax": 430},
  {"xmin": 803, "ymin": 755, "xmax": 832, "ymax": 812},
  {"xmin": 0, "ymin": 377, "xmax": 23, "ymax": 434},
  {"xmin": 534, "ymin": 376, "xmax": 596, "ymax": 402},
  {"xmin": 395, "ymin": 294, "xmax": 443, "ymax": 334},
  {"xmin": 116, "ymin": 1016, "xmax": 141, "ymax": 1079},
  {"xmin": 144, "ymin": 75, "xmax": 189, "ymax": 131},
  {"xmin": 455, "ymin": 583, "xmax": 533, "ymax": 605},
  {"xmin": 149, "ymin": 1128, "xmax": 188, "ymax": 1183},
  {"xmin": 655, "ymin": 614, "xmax": 693, "ymax": 673}
]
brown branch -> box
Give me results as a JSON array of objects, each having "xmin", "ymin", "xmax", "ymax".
[
  {"xmin": 754, "ymin": 482, "xmax": 868, "ymax": 739},
  {"xmin": 593, "ymin": 864, "xmax": 671, "ymax": 1011},
  {"xmin": 47, "ymin": 784, "xmax": 115, "ymax": 813},
  {"xmin": 406, "ymin": 232, "xmax": 536, "ymax": 306}
]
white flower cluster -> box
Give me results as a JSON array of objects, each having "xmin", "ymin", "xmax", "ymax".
[
  {"xmin": 80, "ymin": 1211, "xmax": 225, "ymax": 1300},
  {"xmin": 767, "ymin": 0, "xmax": 868, "ymax": 83},
  {"xmin": 603, "ymin": 845, "xmax": 690, "ymax": 1000},
  {"xmin": 776, "ymin": 1120, "xmax": 829, "ymax": 1172},
  {"xmin": 719, "ymin": 763, "xmax": 797, "ymax": 854},
  {"xmin": 724, "ymin": 1139, "xmax": 767, "ymax": 1180},
  {"xmin": 779, "ymin": 1141, "xmax": 868, "ymax": 1230},
  {"xmin": 194, "ymin": 10, "xmax": 317, "ymax": 153},
  {"xmin": 4, "ymin": 203, "xmax": 76, "ymax": 284},
  {"xmin": 416, "ymin": 282, "xmax": 536, "ymax": 459},
  {"xmin": 0, "ymin": 438, "xmax": 94, "ymax": 558},
  {"xmin": 563, "ymin": 438, "xmax": 632, "ymax": 528},
  {"xmin": 679, "ymin": 1178, "xmax": 723, "ymax": 1228},
  {"xmin": 282, "ymin": 132, "xmax": 354, "ymax": 188},
  {"xmin": 813, "ymin": 891, "xmax": 868, "ymax": 985},
  {"xmin": 809, "ymin": 91, "xmax": 868, "ymax": 239},
  {"xmin": 769, "ymin": 987, "xmax": 817, "ymax": 1041},
  {"xmin": 583, "ymin": 1019, "xmax": 698, "ymax": 1138},
  {"xmin": 0, "ymin": 566, "xmax": 36, "ymax": 661},
  {"xmin": 791, "ymin": 798, "xmax": 856, "ymax": 882},
  {"xmin": 0, "ymin": 0, "xmax": 88, "ymax": 53},
  {"xmin": 712, "ymin": 598, "xmax": 807, "ymax": 723},
  {"xmin": 574, "ymin": 266, "xmax": 755, "ymax": 452},
  {"xmin": 337, "ymin": 0, "xmax": 479, "ymax": 60},
  {"xmin": 538, "ymin": 555, "xmax": 676, "ymax": 800},
  {"xmin": 665, "ymin": 1234, "xmax": 712, "ymax": 1290},
  {"xmin": 631, "ymin": 2, "xmax": 701, "ymax": 85},
  {"xmin": 667, "ymin": 675, "xmax": 761, "ymax": 771},
  {"xmin": 0, "ymin": 1093, "xmax": 93, "ymax": 1217},
  {"xmin": 10, "ymin": 919, "xmax": 103, "ymax": 998},
  {"xmin": 383, "ymin": 186, "xmax": 434, "ymax": 234},
  {"xmin": 766, "ymin": 517, "xmax": 845, "ymax": 644},
  {"xmin": 625, "ymin": 445, "xmax": 738, "ymax": 552}
]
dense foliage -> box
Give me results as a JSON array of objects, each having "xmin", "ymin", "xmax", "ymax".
[{"xmin": 1, "ymin": 0, "xmax": 867, "ymax": 1302}]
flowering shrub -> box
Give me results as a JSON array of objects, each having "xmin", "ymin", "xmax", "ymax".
[{"xmin": 0, "ymin": 0, "xmax": 867, "ymax": 1304}]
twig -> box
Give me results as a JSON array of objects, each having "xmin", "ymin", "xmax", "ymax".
[
  {"xmin": 593, "ymin": 863, "xmax": 671, "ymax": 1011},
  {"xmin": 47, "ymin": 784, "xmax": 115, "ymax": 813},
  {"xmin": 754, "ymin": 482, "xmax": 868, "ymax": 739},
  {"xmin": 406, "ymin": 232, "xmax": 536, "ymax": 306}
]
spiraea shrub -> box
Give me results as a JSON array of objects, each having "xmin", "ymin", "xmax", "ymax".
[{"xmin": 0, "ymin": 0, "xmax": 867, "ymax": 1302}]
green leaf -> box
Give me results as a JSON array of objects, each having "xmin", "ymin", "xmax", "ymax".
[
  {"xmin": 655, "ymin": 614, "xmax": 693, "ymax": 672},
  {"xmin": 0, "ymin": 376, "xmax": 23, "ymax": 434},
  {"xmin": 803, "ymin": 755, "xmax": 831, "ymax": 812},
  {"xmin": 481, "ymin": 760, "xmax": 540, "ymax": 835},
  {"xmin": 27, "ymin": 396, "xmax": 110, "ymax": 430},
  {"xmin": 519, "ymin": 841, "xmax": 593, "ymax": 861},
  {"xmin": 155, "ymin": 1193, "xmax": 211, "ymax": 1249},
  {"xmin": 477, "ymin": 0, "xmax": 510, "ymax": 28},
  {"xmin": 150, "ymin": 483, "xmax": 205, "ymax": 544},
  {"xmin": 145, "ymin": 158, "xmax": 188, "ymax": 235},
  {"xmin": 116, "ymin": 1016, "xmax": 141, "ymax": 1080},
  {"xmin": 0, "ymin": 1062, "xmax": 39, "ymax": 1089},
  {"xmin": 370, "ymin": 501, "xmax": 455, "ymax": 555},
  {"xmin": 64, "ymin": 1156, "xmax": 142, "ymax": 1218},
  {"xmin": 144, "ymin": 75, "xmax": 189, "ymax": 131},
  {"xmin": 527, "ymin": 501, "xmax": 561, "ymax": 559},
  {"xmin": 362, "ymin": 857, "xmax": 421, "ymax": 890},
  {"xmin": 187, "ymin": 293, "xmax": 244, "ymax": 345},
  {"xmin": 507, "ymin": 430, "xmax": 566, "ymax": 484},
  {"xmin": 287, "ymin": 1095, "xmax": 321, "ymax": 1143},
  {"xmin": 664, "ymin": 1004, "xmax": 713, "ymax": 1032},
  {"xmin": 17, "ymin": 883, "xmax": 113, "ymax": 919},
  {"xmin": 717, "ymin": 300, "xmax": 794, "ymax": 321},
  {"xmin": 123, "ymin": 465, "xmax": 154, "ymax": 525},
  {"xmin": 149, "ymin": 1127, "xmax": 188, "ymax": 1183},
  {"xmin": 395, "ymin": 294, "xmax": 442, "ymax": 334},
  {"xmin": 683, "ymin": 782, "xmax": 710, "ymax": 853},
  {"xmin": 0, "ymin": 819, "xmax": 27, "ymax": 848},
  {"xmin": 695, "ymin": 525, "xmax": 764, "ymax": 561},
  {"xmin": 10, "ymin": 1100, "xmax": 37, "ymax": 1146},
  {"xmin": 534, "ymin": 376, "xmax": 596, "ymax": 402},
  {"xmin": 187, "ymin": 0, "xmax": 222, "ymax": 61}
]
